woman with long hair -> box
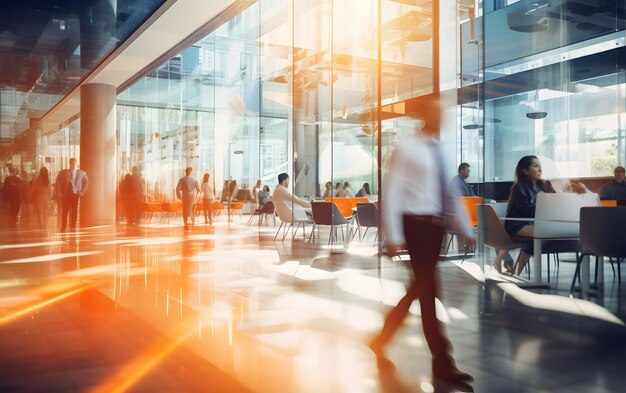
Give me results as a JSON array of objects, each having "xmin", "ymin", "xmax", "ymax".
[
  {"xmin": 322, "ymin": 181, "xmax": 333, "ymax": 198},
  {"xmin": 32, "ymin": 167, "xmax": 52, "ymax": 229},
  {"xmin": 201, "ymin": 173, "xmax": 215, "ymax": 225}
]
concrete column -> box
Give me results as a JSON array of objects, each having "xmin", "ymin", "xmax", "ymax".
[{"xmin": 80, "ymin": 83, "xmax": 116, "ymax": 227}]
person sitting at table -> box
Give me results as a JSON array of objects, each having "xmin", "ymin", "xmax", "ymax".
[
  {"xmin": 258, "ymin": 185, "xmax": 270, "ymax": 207},
  {"xmin": 335, "ymin": 182, "xmax": 347, "ymax": 197},
  {"xmin": 323, "ymin": 181, "xmax": 333, "ymax": 198},
  {"xmin": 504, "ymin": 155, "xmax": 586, "ymax": 275},
  {"xmin": 272, "ymin": 173, "xmax": 311, "ymax": 214},
  {"xmin": 355, "ymin": 183, "xmax": 371, "ymax": 197},
  {"xmin": 343, "ymin": 181, "xmax": 355, "ymax": 197},
  {"xmin": 599, "ymin": 166, "xmax": 626, "ymax": 199},
  {"xmin": 450, "ymin": 163, "xmax": 476, "ymax": 197}
]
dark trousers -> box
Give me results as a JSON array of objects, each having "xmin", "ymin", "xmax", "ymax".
[
  {"xmin": 61, "ymin": 193, "xmax": 79, "ymax": 231},
  {"xmin": 376, "ymin": 215, "xmax": 453, "ymax": 365},
  {"xmin": 7, "ymin": 199, "xmax": 21, "ymax": 227}
]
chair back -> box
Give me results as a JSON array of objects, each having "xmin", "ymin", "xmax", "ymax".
[
  {"xmin": 460, "ymin": 197, "xmax": 483, "ymax": 227},
  {"xmin": 324, "ymin": 197, "xmax": 353, "ymax": 218},
  {"xmin": 350, "ymin": 197, "xmax": 369, "ymax": 207},
  {"xmin": 260, "ymin": 201, "xmax": 275, "ymax": 214},
  {"xmin": 579, "ymin": 207, "xmax": 626, "ymax": 258},
  {"xmin": 490, "ymin": 202, "xmax": 508, "ymax": 218},
  {"xmin": 600, "ymin": 199, "xmax": 617, "ymax": 207},
  {"xmin": 312, "ymin": 202, "xmax": 349, "ymax": 226},
  {"xmin": 534, "ymin": 193, "xmax": 599, "ymax": 239},
  {"xmin": 476, "ymin": 204, "xmax": 525, "ymax": 250},
  {"xmin": 356, "ymin": 203, "xmax": 378, "ymax": 227}
]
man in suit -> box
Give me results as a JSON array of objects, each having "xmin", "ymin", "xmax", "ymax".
[{"xmin": 58, "ymin": 158, "xmax": 89, "ymax": 232}]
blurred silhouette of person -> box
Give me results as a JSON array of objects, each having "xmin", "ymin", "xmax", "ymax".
[
  {"xmin": 323, "ymin": 181, "xmax": 333, "ymax": 198},
  {"xmin": 369, "ymin": 96, "xmax": 475, "ymax": 387},
  {"xmin": 59, "ymin": 158, "xmax": 89, "ymax": 232},
  {"xmin": 450, "ymin": 163, "xmax": 476, "ymax": 197},
  {"xmin": 176, "ymin": 167, "xmax": 200, "ymax": 230},
  {"xmin": 599, "ymin": 166, "xmax": 626, "ymax": 199},
  {"xmin": 355, "ymin": 183, "xmax": 371, "ymax": 197},
  {"xmin": 120, "ymin": 166, "xmax": 143, "ymax": 226},
  {"xmin": 335, "ymin": 182, "xmax": 347, "ymax": 197},
  {"xmin": 201, "ymin": 173, "xmax": 215, "ymax": 225},
  {"xmin": 2, "ymin": 168, "xmax": 24, "ymax": 227},
  {"xmin": 20, "ymin": 170, "xmax": 31, "ymax": 221},
  {"xmin": 252, "ymin": 179, "xmax": 261, "ymax": 205},
  {"xmin": 343, "ymin": 181, "xmax": 355, "ymax": 197},
  {"xmin": 32, "ymin": 167, "xmax": 52, "ymax": 229},
  {"xmin": 258, "ymin": 185, "xmax": 270, "ymax": 206}
]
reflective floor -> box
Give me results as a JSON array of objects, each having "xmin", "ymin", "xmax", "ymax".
[{"xmin": 0, "ymin": 216, "xmax": 625, "ymax": 392}]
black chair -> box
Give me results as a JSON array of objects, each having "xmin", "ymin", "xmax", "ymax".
[
  {"xmin": 352, "ymin": 203, "xmax": 379, "ymax": 243},
  {"xmin": 309, "ymin": 202, "xmax": 349, "ymax": 245},
  {"xmin": 248, "ymin": 201, "xmax": 275, "ymax": 226},
  {"xmin": 570, "ymin": 207, "xmax": 626, "ymax": 294}
]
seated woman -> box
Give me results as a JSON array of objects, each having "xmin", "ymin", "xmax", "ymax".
[
  {"xmin": 323, "ymin": 182, "xmax": 333, "ymax": 198},
  {"xmin": 502, "ymin": 155, "xmax": 585, "ymax": 275},
  {"xmin": 355, "ymin": 182, "xmax": 371, "ymax": 198}
]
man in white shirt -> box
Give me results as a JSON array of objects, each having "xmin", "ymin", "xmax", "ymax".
[
  {"xmin": 176, "ymin": 167, "xmax": 200, "ymax": 230},
  {"xmin": 272, "ymin": 173, "xmax": 311, "ymax": 213},
  {"xmin": 60, "ymin": 158, "xmax": 89, "ymax": 232},
  {"xmin": 369, "ymin": 96, "xmax": 474, "ymax": 387}
]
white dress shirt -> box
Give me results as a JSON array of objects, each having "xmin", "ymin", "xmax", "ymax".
[
  {"xmin": 176, "ymin": 176, "xmax": 200, "ymax": 200},
  {"xmin": 71, "ymin": 168, "xmax": 89, "ymax": 195},
  {"xmin": 272, "ymin": 184, "xmax": 311, "ymax": 213},
  {"xmin": 201, "ymin": 182, "xmax": 214, "ymax": 200},
  {"xmin": 383, "ymin": 134, "xmax": 471, "ymax": 244}
]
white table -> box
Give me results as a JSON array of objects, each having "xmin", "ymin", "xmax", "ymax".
[{"xmin": 501, "ymin": 217, "xmax": 600, "ymax": 293}]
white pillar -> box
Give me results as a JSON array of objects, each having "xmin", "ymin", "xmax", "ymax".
[{"xmin": 80, "ymin": 83, "xmax": 117, "ymax": 226}]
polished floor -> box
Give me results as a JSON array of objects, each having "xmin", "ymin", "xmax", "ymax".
[{"xmin": 0, "ymin": 212, "xmax": 625, "ymax": 392}]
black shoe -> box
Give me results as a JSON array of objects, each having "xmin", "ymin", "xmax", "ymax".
[{"xmin": 433, "ymin": 366, "xmax": 474, "ymax": 383}]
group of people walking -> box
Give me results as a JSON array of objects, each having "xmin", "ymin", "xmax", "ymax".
[{"xmin": 1, "ymin": 158, "xmax": 88, "ymax": 231}]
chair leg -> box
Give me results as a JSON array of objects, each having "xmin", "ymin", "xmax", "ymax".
[
  {"xmin": 292, "ymin": 222, "xmax": 300, "ymax": 239},
  {"xmin": 594, "ymin": 256, "xmax": 599, "ymax": 284},
  {"xmin": 570, "ymin": 253, "xmax": 584, "ymax": 294},
  {"xmin": 274, "ymin": 222, "xmax": 284, "ymax": 241},
  {"xmin": 547, "ymin": 254, "xmax": 551, "ymax": 283},
  {"xmin": 609, "ymin": 257, "xmax": 616, "ymax": 276},
  {"xmin": 618, "ymin": 257, "xmax": 622, "ymax": 284},
  {"xmin": 308, "ymin": 224, "xmax": 316, "ymax": 243},
  {"xmin": 341, "ymin": 226, "xmax": 345, "ymax": 241},
  {"xmin": 444, "ymin": 234, "xmax": 454, "ymax": 254},
  {"xmin": 282, "ymin": 223, "xmax": 292, "ymax": 242}
]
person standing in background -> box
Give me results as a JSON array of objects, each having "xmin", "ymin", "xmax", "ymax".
[
  {"xmin": 201, "ymin": 173, "xmax": 215, "ymax": 225},
  {"xmin": 176, "ymin": 167, "xmax": 200, "ymax": 230},
  {"xmin": 60, "ymin": 158, "xmax": 89, "ymax": 232},
  {"xmin": 2, "ymin": 168, "xmax": 24, "ymax": 227},
  {"xmin": 32, "ymin": 167, "xmax": 52, "ymax": 229},
  {"xmin": 369, "ymin": 96, "xmax": 475, "ymax": 388}
]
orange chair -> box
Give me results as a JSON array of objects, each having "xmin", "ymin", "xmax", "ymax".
[
  {"xmin": 350, "ymin": 197, "xmax": 369, "ymax": 207},
  {"xmin": 444, "ymin": 197, "xmax": 483, "ymax": 260},
  {"xmin": 230, "ymin": 201, "xmax": 244, "ymax": 219},
  {"xmin": 601, "ymin": 200, "xmax": 618, "ymax": 207},
  {"xmin": 325, "ymin": 197, "xmax": 353, "ymax": 218},
  {"xmin": 460, "ymin": 196, "xmax": 484, "ymax": 228},
  {"xmin": 211, "ymin": 201, "xmax": 225, "ymax": 219}
]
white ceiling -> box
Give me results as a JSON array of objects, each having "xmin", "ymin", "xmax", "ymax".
[{"xmin": 41, "ymin": 0, "xmax": 234, "ymax": 134}]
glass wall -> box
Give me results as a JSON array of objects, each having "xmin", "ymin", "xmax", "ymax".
[
  {"xmin": 112, "ymin": 0, "xmax": 437, "ymax": 244},
  {"xmin": 460, "ymin": 0, "xmax": 626, "ymax": 192}
]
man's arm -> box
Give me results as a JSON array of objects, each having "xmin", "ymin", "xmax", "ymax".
[
  {"xmin": 81, "ymin": 172, "xmax": 89, "ymax": 195},
  {"xmin": 289, "ymin": 192, "xmax": 311, "ymax": 209}
]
